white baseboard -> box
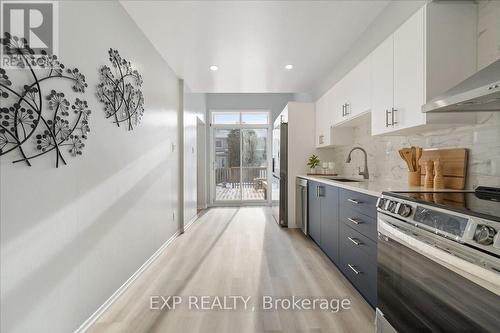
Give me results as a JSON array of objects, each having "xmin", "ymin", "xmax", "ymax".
[
  {"xmin": 184, "ymin": 213, "xmax": 199, "ymax": 231},
  {"xmin": 74, "ymin": 216, "xmax": 200, "ymax": 332}
]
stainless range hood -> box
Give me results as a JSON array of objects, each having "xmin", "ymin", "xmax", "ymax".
[{"xmin": 422, "ymin": 59, "xmax": 500, "ymax": 113}]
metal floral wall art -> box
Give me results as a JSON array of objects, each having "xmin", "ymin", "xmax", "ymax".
[
  {"xmin": 0, "ymin": 33, "xmax": 91, "ymax": 168},
  {"xmin": 96, "ymin": 49, "xmax": 144, "ymax": 131}
]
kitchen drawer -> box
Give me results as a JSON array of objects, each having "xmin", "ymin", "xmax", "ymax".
[
  {"xmin": 340, "ymin": 205, "xmax": 377, "ymax": 241},
  {"xmin": 340, "ymin": 222, "xmax": 377, "ymax": 265},
  {"xmin": 339, "ymin": 251, "xmax": 377, "ymax": 307},
  {"xmin": 339, "ymin": 189, "xmax": 377, "ymax": 219}
]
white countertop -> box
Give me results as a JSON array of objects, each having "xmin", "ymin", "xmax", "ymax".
[{"xmin": 297, "ymin": 175, "xmax": 471, "ymax": 197}]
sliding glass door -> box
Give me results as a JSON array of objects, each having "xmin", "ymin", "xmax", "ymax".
[
  {"xmin": 211, "ymin": 111, "xmax": 269, "ymax": 204},
  {"xmin": 214, "ymin": 128, "xmax": 241, "ymax": 201},
  {"xmin": 241, "ymin": 129, "xmax": 267, "ymax": 201}
]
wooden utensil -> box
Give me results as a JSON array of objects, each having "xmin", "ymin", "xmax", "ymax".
[
  {"xmin": 402, "ymin": 148, "xmax": 415, "ymax": 171},
  {"xmin": 416, "ymin": 147, "xmax": 423, "ymax": 170},
  {"xmin": 411, "ymin": 146, "xmax": 417, "ymax": 171},
  {"xmin": 399, "ymin": 149, "xmax": 413, "ymax": 171}
]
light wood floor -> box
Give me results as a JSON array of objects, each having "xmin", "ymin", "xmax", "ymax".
[{"xmin": 89, "ymin": 207, "xmax": 375, "ymax": 333}]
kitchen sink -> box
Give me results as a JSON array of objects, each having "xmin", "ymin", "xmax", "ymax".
[{"xmin": 324, "ymin": 177, "xmax": 363, "ymax": 182}]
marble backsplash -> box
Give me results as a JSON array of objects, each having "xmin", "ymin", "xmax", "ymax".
[{"xmin": 326, "ymin": 113, "xmax": 500, "ymax": 189}]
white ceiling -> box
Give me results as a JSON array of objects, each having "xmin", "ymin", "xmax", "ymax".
[{"xmin": 121, "ymin": 1, "xmax": 390, "ymax": 94}]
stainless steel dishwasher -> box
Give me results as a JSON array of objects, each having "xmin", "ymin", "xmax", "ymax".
[{"xmin": 296, "ymin": 178, "xmax": 308, "ymax": 235}]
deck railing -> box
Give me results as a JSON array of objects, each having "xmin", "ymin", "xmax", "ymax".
[{"xmin": 215, "ymin": 167, "xmax": 267, "ymax": 188}]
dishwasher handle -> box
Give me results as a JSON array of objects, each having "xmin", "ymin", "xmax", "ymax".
[{"xmin": 296, "ymin": 178, "xmax": 308, "ymax": 235}]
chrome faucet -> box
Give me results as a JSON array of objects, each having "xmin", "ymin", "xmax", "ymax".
[{"xmin": 346, "ymin": 147, "xmax": 369, "ymax": 180}]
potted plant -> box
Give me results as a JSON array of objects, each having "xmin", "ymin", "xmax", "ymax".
[{"xmin": 307, "ymin": 154, "xmax": 320, "ymax": 174}]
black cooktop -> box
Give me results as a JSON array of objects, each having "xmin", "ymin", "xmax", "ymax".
[{"xmin": 385, "ymin": 187, "xmax": 500, "ymax": 223}]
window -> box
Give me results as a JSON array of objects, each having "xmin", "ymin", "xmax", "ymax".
[
  {"xmin": 241, "ymin": 112, "xmax": 268, "ymax": 124},
  {"xmin": 212, "ymin": 112, "xmax": 240, "ymax": 124},
  {"xmin": 211, "ymin": 111, "xmax": 269, "ymax": 125}
]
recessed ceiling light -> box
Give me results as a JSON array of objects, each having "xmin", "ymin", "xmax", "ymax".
[
  {"xmin": 209, "ymin": 65, "xmax": 219, "ymax": 71},
  {"xmin": 285, "ymin": 64, "xmax": 294, "ymax": 70}
]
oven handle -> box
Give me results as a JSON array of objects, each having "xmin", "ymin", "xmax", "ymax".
[{"xmin": 378, "ymin": 216, "xmax": 500, "ymax": 296}]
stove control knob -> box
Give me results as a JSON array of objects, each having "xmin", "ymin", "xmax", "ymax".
[
  {"xmin": 397, "ymin": 204, "xmax": 412, "ymax": 217},
  {"xmin": 474, "ymin": 225, "xmax": 496, "ymax": 245},
  {"xmin": 387, "ymin": 201, "xmax": 398, "ymax": 213},
  {"xmin": 376, "ymin": 198, "xmax": 386, "ymax": 210}
]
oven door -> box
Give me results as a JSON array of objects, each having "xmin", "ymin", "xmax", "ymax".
[{"xmin": 377, "ymin": 213, "xmax": 500, "ymax": 333}]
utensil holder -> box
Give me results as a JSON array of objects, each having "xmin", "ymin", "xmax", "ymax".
[{"xmin": 408, "ymin": 170, "xmax": 421, "ymax": 187}]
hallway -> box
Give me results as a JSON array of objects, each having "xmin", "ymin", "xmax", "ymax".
[{"xmin": 89, "ymin": 207, "xmax": 374, "ymax": 333}]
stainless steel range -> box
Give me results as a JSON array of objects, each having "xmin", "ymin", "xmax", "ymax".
[{"xmin": 376, "ymin": 187, "xmax": 500, "ymax": 333}]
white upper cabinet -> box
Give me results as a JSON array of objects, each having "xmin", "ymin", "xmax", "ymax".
[
  {"xmin": 315, "ymin": 87, "xmax": 334, "ymax": 147},
  {"xmin": 315, "ymin": 82, "xmax": 355, "ymax": 148},
  {"xmin": 345, "ymin": 55, "xmax": 371, "ymax": 119},
  {"xmin": 335, "ymin": 56, "xmax": 371, "ymax": 124},
  {"xmin": 332, "ymin": 76, "xmax": 347, "ymax": 124},
  {"xmin": 371, "ymin": 3, "xmax": 477, "ymax": 136},
  {"xmin": 371, "ymin": 35, "xmax": 394, "ymax": 135},
  {"xmin": 316, "ymin": 2, "xmax": 477, "ymax": 142},
  {"xmin": 392, "ymin": 6, "xmax": 425, "ymax": 132},
  {"xmin": 314, "ymin": 54, "xmax": 371, "ymax": 147}
]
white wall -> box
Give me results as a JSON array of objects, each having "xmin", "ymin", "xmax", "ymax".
[
  {"xmin": 0, "ymin": 2, "xmax": 180, "ymax": 333},
  {"xmin": 183, "ymin": 90, "xmax": 206, "ymax": 222}
]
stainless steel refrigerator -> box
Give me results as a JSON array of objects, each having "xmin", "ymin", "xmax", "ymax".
[{"xmin": 272, "ymin": 120, "xmax": 287, "ymax": 226}]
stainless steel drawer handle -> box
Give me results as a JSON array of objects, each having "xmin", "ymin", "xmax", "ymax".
[
  {"xmin": 348, "ymin": 264, "xmax": 362, "ymax": 275},
  {"xmin": 347, "ymin": 217, "xmax": 362, "ymax": 225},
  {"xmin": 348, "ymin": 237, "xmax": 363, "ymax": 246},
  {"xmin": 347, "ymin": 199, "xmax": 361, "ymax": 204}
]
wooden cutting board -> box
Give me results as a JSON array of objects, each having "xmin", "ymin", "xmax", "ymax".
[{"xmin": 418, "ymin": 148, "xmax": 468, "ymax": 190}]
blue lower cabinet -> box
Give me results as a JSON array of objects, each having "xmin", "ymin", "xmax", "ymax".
[
  {"xmin": 308, "ymin": 182, "xmax": 340, "ymax": 265},
  {"xmin": 308, "ymin": 181, "xmax": 322, "ymax": 245},
  {"xmin": 307, "ymin": 180, "xmax": 378, "ymax": 307},
  {"xmin": 320, "ymin": 185, "xmax": 339, "ymax": 264}
]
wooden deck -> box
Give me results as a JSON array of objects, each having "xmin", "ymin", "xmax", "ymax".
[{"xmin": 215, "ymin": 186, "xmax": 266, "ymax": 201}]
